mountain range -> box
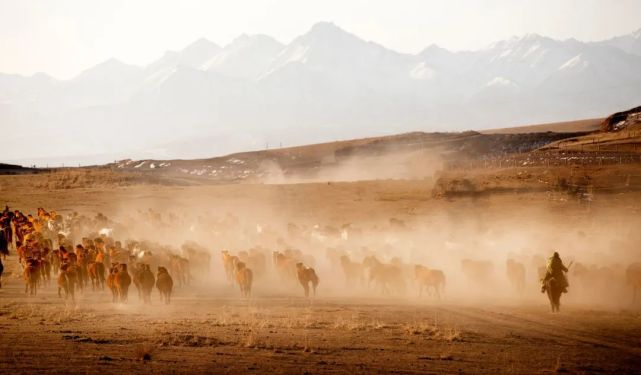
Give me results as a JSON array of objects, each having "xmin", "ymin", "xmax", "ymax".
[{"xmin": 2, "ymin": 22, "xmax": 641, "ymax": 166}]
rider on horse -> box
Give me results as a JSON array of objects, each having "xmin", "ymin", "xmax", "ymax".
[{"xmin": 541, "ymin": 251, "xmax": 569, "ymax": 293}]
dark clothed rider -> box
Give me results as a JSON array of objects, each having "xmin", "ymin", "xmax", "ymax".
[{"xmin": 541, "ymin": 251, "xmax": 569, "ymax": 293}]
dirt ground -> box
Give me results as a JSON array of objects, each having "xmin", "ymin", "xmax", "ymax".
[
  {"xmin": 1, "ymin": 170, "xmax": 641, "ymax": 374},
  {"xmin": 2, "ymin": 259, "xmax": 641, "ymax": 375}
]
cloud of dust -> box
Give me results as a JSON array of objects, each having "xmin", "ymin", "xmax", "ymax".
[
  {"xmin": 38, "ymin": 166, "xmax": 641, "ymax": 313},
  {"xmin": 258, "ymin": 146, "xmax": 444, "ymax": 184}
]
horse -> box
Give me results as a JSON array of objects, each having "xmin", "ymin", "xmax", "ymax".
[
  {"xmin": 115, "ymin": 263, "xmax": 132, "ymax": 303},
  {"xmin": 363, "ymin": 256, "xmax": 404, "ymax": 295},
  {"xmin": 296, "ymin": 262, "xmax": 319, "ymax": 297},
  {"xmin": 23, "ymin": 258, "xmax": 39, "ymax": 296},
  {"xmin": 626, "ymin": 263, "xmax": 641, "ymax": 303},
  {"xmin": 414, "ymin": 265, "xmax": 446, "ymax": 299},
  {"xmin": 235, "ymin": 261, "xmax": 253, "ymax": 298},
  {"xmin": 156, "ymin": 266, "xmax": 174, "ymax": 304},
  {"xmin": 545, "ymin": 276, "xmax": 563, "ymax": 312},
  {"xmin": 88, "ymin": 261, "xmax": 106, "ymax": 291}
]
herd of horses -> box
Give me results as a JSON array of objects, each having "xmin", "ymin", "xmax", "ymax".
[
  {"xmin": 7, "ymin": 237, "xmax": 178, "ymax": 305},
  {"xmin": 2, "ymin": 207, "xmax": 641, "ymax": 313},
  {"xmin": 221, "ymin": 249, "xmax": 320, "ymax": 298},
  {"xmin": 0, "ymin": 207, "xmax": 188, "ymax": 304}
]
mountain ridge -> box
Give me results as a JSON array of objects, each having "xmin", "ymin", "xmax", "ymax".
[{"xmin": 2, "ymin": 22, "xmax": 641, "ymax": 165}]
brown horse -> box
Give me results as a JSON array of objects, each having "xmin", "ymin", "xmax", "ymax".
[
  {"xmin": 626, "ymin": 263, "xmax": 641, "ymax": 303},
  {"xmin": 106, "ymin": 263, "xmax": 119, "ymax": 303},
  {"xmin": 296, "ymin": 262, "xmax": 319, "ymax": 297},
  {"xmin": 545, "ymin": 276, "xmax": 563, "ymax": 312},
  {"xmin": 115, "ymin": 263, "xmax": 132, "ymax": 303},
  {"xmin": 221, "ymin": 250, "xmax": 239, "ymax": 285},
  {"xmin": 58, "ymin": 263, "xmax": 76, "ymax": 302},
  {"xmin": 235, "ymin": 261, "xmax": 253, "ymax": 298},
  {"xmin": 88, "ymin": 261, "xmax": 106, "ymax": 291},
  {"xmin": 23, "ymin": 259, "xmax": 40, "ymax": 296},
  {"xmin": 414, "ymin": 265, "xmax": 446, "ymax": 299},
  {"xmin": 340, "ymin": 255, "xmax": 364, "ymax": 286},
  {"xmin": 156, "ymin": 266, "xmax": 174, "ymax": 304},
  {"xmin": 139, "ymin": 264, "xmax": 155, "ymax": 304},
  {"xmin": 363, "ymin": 256, "xmax": 404, "ymax": 295}
]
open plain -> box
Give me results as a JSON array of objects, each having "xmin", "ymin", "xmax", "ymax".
[{"xmin": 2, "ymin": 145, "xmax": 641, "ymax": 374}]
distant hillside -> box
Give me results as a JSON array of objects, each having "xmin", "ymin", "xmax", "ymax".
[
  {"xmin": 108, "ymin": 130, "xmax": 588, "ymax": 183},
  {"xmin": 481, "ymin": 118, "xmax": 603, "ymax": 134},
  {"xmin": 0, "ymin": 163, "xmax": 40, "ymax": 175},
  {"xmin": 542, "ymin": 106, "xmax": 641, "ymax": 152}
]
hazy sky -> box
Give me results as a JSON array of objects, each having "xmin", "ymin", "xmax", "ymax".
[{"xmin": 2, "ymin": 0, "xmax": 640, "ymax": 79}]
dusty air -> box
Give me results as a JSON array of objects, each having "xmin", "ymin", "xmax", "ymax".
[{"xmin": 2, "ymin": 2, "xmax": 641, "ymax": 373}]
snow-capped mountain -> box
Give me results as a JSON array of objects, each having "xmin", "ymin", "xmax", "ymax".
[
  {"xmin": 61, "ymin": 58, "xmax": 145, "ymax": 109},
  {"xmin": 600, "ymin": 27, "xmax": 641, "ymax": 57},
  {"xmin": 2, "ymin": 22, "xmax": 641, "ymax": 165},
  {"xmin": 147, "ymin": 38, "xmax": 221, "ymax": 73},
  {"xmin": 203, "ymin": 34, "xmax": 283, "ymax": 80}
]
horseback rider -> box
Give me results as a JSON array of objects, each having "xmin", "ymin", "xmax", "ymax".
[{"xmin": 541, "ymin": 251, "xmax": 569, "ymax": 293}]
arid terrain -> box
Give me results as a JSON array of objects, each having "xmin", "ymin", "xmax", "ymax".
[{"xmin": 2, "ymin": 112, "xmax": 641, "ymax": 374}]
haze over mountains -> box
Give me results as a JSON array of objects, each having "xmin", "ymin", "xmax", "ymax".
[{"xmin": 2, "ymin": 22, "xmax": 641, "ymax": 166}]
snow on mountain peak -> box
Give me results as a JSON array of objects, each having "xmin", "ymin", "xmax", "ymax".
[
  {"xmin": 74, "ymin": 58, "xmax": 142, "ymax": 81},
  {"xmin": 559, "ymin": 54, "xmax": 589, "ymax": 70},
  {"xmin": 419, "ymin": 44, "xmax": 451, "ymax": 59},
  {"xmin": 146, "ymin": 38, "xmax": 221, "ymax": 75},
  {"xmin": 410, "ymin": 62, "xmax": 435, "ymax": 80},
  {"xmin": 182, "ymin": 38, "xmax": 220, "ymax": 54},
  {"xmin": 486, "ymin": 76, "xmax": 516, "ymax": 87},
  {"xmin": 308, "ymin": 21, "xmax": 344, "ymax": 36},
  {"xmin": 202, "ymin": 34, "xmax": 284, "ymax": 80},
  {"xmin": 296, "ymin": 21, "xmax": 367, "ymax": 48}
]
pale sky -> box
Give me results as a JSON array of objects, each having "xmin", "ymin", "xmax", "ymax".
[{"xmin": 1, "ymin": 0, "xmax": 640, "ymax": 79}]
